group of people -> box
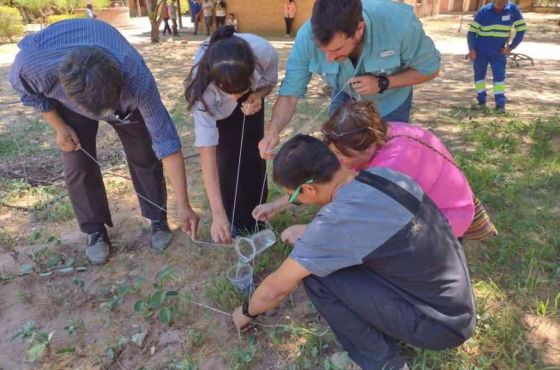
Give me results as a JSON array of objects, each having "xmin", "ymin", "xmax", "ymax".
[
  {"xmin": 9, "ymin": 0, "xmax": 527, "ymax": 368},
  {"xmin": 189, "ymin": 0, "xmax": 237, "ymax": 36},
  {"xmin": 162, "ymin": 0, "xmax": 179, "ymax": 36}
]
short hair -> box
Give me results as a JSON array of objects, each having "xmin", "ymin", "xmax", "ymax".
[
  {"xmin": 273, "ymin": 134, "xmax": 341, "ymax": 189},
  {"xmin": 59, "ymin": 47, "xmax": 123, "ymax": 116},
  {"xmin": 311, "ymin": 0, "xmax": 363, "ymax": 46},
  {"xmin": 322, "ymin": 101, "xmax": 388, "ymax": 157}
]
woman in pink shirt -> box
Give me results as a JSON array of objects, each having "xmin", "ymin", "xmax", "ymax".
[
  {"xmin": 254, "ymin": 102, "xmax": 475, "ymax": 238},
  {"xmin": 284, "ymin": 0, "xmax": 296, "ymax": 37},
  {"xmin": 322, "ymin": 101, "xmax": 475, "ymax": 237}
]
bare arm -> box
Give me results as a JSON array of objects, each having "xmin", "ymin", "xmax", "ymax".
[
  {"xmin": 160, "ymin": 151, "xmax": 199, "ymax": 238},
  {"xmin": 258, "ymin": 95, "xmax": 299, "ymax": 159},
  {"xmin": 41, "ymin": 111, "xmax": 80, "ymax": 152},
  {"xmin": 232, "ymin": 257, "xmax": 311, "ymax": 329},
  {"xmin": 199, "ymin": 145, "xmax": 232, "ymax": 243}
]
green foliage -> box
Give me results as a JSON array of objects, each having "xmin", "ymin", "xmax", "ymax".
[
  {"xmin": 204, "ymin": 275, "xmax": 243, "ymax": 311},
  {"xmin": 11, "ymin": 320, "xmax": 54, "ymax": 362},
  {"xmin": 0, "ymin": 6, "xmax": 23, "ymax": 42},
  {"xmin": 230, "ymin": 336, "xmax": 257, "ymax": 370},
  {"xmin": 134, "ymin": 267, "xmax": 182, "ymax": 326},
  {"xmin": 46, "ymin": 12, "xmax": 79, "ymax": 23}
]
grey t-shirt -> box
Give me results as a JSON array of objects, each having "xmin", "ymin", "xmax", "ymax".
[{"xmin": 291, "ymin": 167, "xmax": 423, "ymax": 277}]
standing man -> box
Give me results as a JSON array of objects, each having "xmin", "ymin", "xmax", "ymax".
[
  {"xmin": 168, "ymin": 0, "xmax": 179, "ymax": 36},
  {"xmin": 233, "ymin": 135, "xmax": 476, "ymax": 370},
  {"xmin": 259, "ymin": 0, "xmax": 440, "ymax": 159},
  {"xmin": 467, "ymin": 0, "xmax": 526, "ymax": 111},
  {"xmin": 9, "ymin": 19, "xmax": 199, "ymax": 264},
  {"xmin": 190, "ymin": 0, "xmax": 201, "ymax": 36}
]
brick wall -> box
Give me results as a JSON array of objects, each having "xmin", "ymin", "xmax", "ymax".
[{"xmin": 202, "ymin": 0, "xmax": 439, "ymax": 34}]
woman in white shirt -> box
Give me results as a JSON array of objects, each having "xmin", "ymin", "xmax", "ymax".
[{"xmin": 184, "ymin": 26, "xmax": 279, "ymax": 243}]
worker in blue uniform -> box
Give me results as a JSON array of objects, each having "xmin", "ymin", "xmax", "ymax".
[{"xmin": 467, "ymin": 0, "xmax": 527, "ymax": 111}]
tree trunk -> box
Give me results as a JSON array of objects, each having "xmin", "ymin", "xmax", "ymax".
[
  {"xmin": 150, "ymin": 20, "xmax": 160, "ymax": 42},
  {"xmin": 146, "ymin": 0, "xmax": 166, "ymax": 43}
]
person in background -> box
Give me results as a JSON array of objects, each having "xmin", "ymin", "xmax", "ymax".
[
  {"xmin": 190, "ymin": 0, "xmax": 201, "ymax": 35},
  {"xmin": 234, "ymin": 135, "xmax": 476, "ymax": 370},
  {"xmin": 168, "ymin": 0, "xmax": 179, "ymax": 36},
  {"xmin": 202, "ymin": 0, "xmax": 214, "ymax": 36},
  {"xmin": 467, "ymin": 0, "xmax": 526, "ymax": 112},
  {"xmin": 8, "ymin": 19, "xmax": 199, "ymax": 264},
  {"xmin": 215, "ymin": 1, "xmax": 227, "ymax": 27},
  {"xmin": 258, "ymin": 0, "xmax": 441, "ymax": 160},
  {"xmin": 226, "ymin": 12, "xmax": 238, "ymax": 31},
  {"xmin": 162, "ymin": 2, "xmax": 172, "ymax": 35},
  {"xmin": 184, "ymin": 26, "xmax": 279, "ymax": 244},
  {"xmin": 85, "ymin": 4, "xmax": 96, "ymax": 19},
  {"xmin": 284, "ymin": 0, "xmax": 296, "ymax": 38}
]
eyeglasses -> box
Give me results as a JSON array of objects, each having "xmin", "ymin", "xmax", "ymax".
[
  {"xmin": 321, "ymin": 127, "xmax": 371, "ymax": 139},
  {"xmin": 111, "ymin": 111, "xmax": 137, "ymax": 126},
  {"xmin": 288, "ymin": 179, "xmax": 313, "ymax": 204}
]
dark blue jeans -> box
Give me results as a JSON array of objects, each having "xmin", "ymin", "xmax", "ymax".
[{"xmin": 328, "ymin": 89, "xmax": 413, "ymax": 122}]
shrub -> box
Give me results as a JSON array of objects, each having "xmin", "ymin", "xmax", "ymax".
[
  {"xmin": 0, "ymin": 6, "xmax": 24, "ymax": 42},
  {"xmin": 46, "ymin": 13, "xmax": 80, "ymax": 24}
]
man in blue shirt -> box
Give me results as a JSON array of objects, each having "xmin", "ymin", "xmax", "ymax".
[
  {"xmin": 467, "ymin": 0, "xmax": 526, "ymax": 111},
  {"xmin": 258, "ymin": 0, "xmax": 441, "ymax": 159},
  {"xmin": 9, "ymin": 19, "xmax": 199, "ymax": 264}
]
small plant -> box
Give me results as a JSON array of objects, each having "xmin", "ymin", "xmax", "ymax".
[
  {"xmin": 230, "ymin": 336, "xmax": 257, "ymax": 370},
  {"xmin": 134, "ymin": 267, "xmax": 180, "ymax": 326},
  {"xmin": 64, "ymin": 319, "xmax": 85, "ymax": 335},
  {"xmin": 172, "ymin": 357, "xmax": 199, "ymax": 370},
  {"xmin": 103, "ymin": 278, "xmax": 143, "ymax": 311},
  {"xmin": 11, "ymin": 320, "xmax": 54, "ymax": 362},
  {"xmin": 204, "ymin": 275, "xmax": 243, "ymax": 311}
]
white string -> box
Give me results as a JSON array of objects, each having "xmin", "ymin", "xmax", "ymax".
[
  {"xmin": 79, "ymin": 147, "xmax": 168, "ymax": 214},
  {"xmin": 230, "ymin": 114, "xmax": 246, "ymax": 235}
]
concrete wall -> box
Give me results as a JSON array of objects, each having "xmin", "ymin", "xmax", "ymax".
[{"xmin": 200, "ymin": 0, "xmax": 439, "ymax": 35}]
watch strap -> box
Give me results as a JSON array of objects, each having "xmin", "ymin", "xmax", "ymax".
[{"xmin": 242, "ymin": 300, "xmax": 259, "ymax": 319}]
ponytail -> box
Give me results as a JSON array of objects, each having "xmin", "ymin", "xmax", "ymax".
[{"xmin": 184, "ymin": 25, "xmax": 255, "ymax": 113}]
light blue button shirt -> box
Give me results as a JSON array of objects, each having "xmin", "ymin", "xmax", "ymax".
[{"xmin": 278, "ymin": 0, "xmax": 441, "ymax": 117}]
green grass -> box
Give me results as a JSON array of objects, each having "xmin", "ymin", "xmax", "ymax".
[{"xmin": 0, "ymin": 118, "xmax": 53, "ymax": 159}]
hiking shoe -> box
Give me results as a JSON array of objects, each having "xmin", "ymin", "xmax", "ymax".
[
  {"xmin": 86, "ymin": 229, "xmax": 111, "ymax": 265},
  {"xmin": 495, "ymin": 106, "xmax": 506, "ymax": 114},
  {"xmin": 151, "ymin": 220, "xmax": 173, "ymax": 252},
  {"xmin": 330, "ymin": 352, "xmax": 360, "ymax": 370}
]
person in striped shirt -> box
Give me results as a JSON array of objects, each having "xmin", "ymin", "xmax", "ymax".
[
  {"xmin": 467, "ymin": 0, "xmax": 527, "ymax": 111},
  {"xmin": 8, "ymin": 19, "xmax": 199, "ymax": 264}
]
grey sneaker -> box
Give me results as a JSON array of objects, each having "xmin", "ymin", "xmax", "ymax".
[
  {"xmin": 151, "ymin": 220, "xmax": 173, "ymax": 252},
  {"xmin": 86, "ymin": 229, "xmax": 111, "ymax": 265},
  {"xmin": 330, "ymin": 352, "xmax": 360, "ymax": 370}
]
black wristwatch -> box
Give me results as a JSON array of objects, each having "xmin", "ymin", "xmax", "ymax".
[
  {"xmin": 378, "ymin": 75, "xmax": 390, "ymax": 94},
  {"xmin": 242, "ymin": 300, "xmax": 259, "ymax": 319}
]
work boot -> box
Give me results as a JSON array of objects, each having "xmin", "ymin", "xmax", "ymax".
[
  {"xmin": 330, "ymin": 352, "xmax": 360, "ymax": 370},
  {"xmin": 86, "ymin": 229, "xmax": 111, "ymax": 265},
  {"xmin": 151, "ymin": 219, "xmax": 173, "ymax": 252}
]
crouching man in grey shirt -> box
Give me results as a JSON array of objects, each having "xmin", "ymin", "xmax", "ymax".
[{"xmin": 232, "ymin": 135, "xmax": 476, "ymax": 370}]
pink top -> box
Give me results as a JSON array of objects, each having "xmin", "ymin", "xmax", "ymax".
[{"xmin": 369, "ymin": 122, "xmax": 475, "ymax": 237}]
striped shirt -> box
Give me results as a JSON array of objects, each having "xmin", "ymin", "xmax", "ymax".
[{"xmin": 8, "ymin": 19, "xmax": 181, "ymax": 159}]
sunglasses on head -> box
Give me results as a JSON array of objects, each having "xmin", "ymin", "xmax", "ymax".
[{"xmin": 288, "ymin": 179, "xmax": 314, "ymax": 205}]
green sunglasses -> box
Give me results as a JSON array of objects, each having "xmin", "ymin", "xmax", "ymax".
[{"xmin": 288, "ymin": 179, "xmax": 314, "ymax": 204}]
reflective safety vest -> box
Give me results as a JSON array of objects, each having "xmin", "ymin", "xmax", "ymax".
[{"xmin": 467, "ymin": 1, "xmax": 526, "ymax": 52}]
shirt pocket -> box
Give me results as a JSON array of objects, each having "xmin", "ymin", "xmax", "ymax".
[
  {"xmin": 364, "ymin": 55, "xmax": 402, "ymax": 76},
  {"xmin": 309, "ymin": 60, "xmax": 340, "ymax": 88}
]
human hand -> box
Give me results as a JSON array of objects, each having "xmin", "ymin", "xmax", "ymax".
[
  {"xmin": 211, "ymin": 213, "xmax": 232, "ymax": 244},
  {"xmin": 467, "ymin": 50, "xmax": 477, "ymax": 61},
  {"xmin": 258, "ymin": 130, "xmax": 279, "ymax": 160},
  {"xmin": 280, "ymin": 224, "xmax": 308, "ymax": 244},
  {"xmin": 500, "ymin": 46, "xmax": 512, "ymax": 55},
  {"xmin": 178, "ymin": 204, "xmax": 199, "ymax": 239},
  {"xmin": 55, "ymin": 124, "xmax": 81, "ymax": 152},
  {"xmin": 252, "ymin": 201, "xmax": 279, "ymax": 221},
  {"xmin": 232, "ymin": 306, "xmax": 253, "ymax": 331},
  {"xmin": 241, "ymin": 93, "xmax": 262, "ymax": 116},
  {"xmin": 349, "ymin": 75, "xmax": 380, "ymax": 95}
]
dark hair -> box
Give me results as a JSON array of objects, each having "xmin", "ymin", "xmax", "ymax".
[
  {"xmin": 322, "ymin": 101, "xmax": 388, "ymax": 156},
  {"xmin": 59, "ymin": 46, "xmax": 123, "ymax": 116},
  {"xmin": 184, "ymin": 25, "xmax": 255, "ymax": 112},
  {"xmin": 311, "ymin": 0, "xmax": 363, "ymax": 46},
  {"xmin": 86, "ymin": 3, "xmax": 92, "ymax": 9},
  {"xmin": 273, "ymin": 134, "xmax": 341, "ymax": 189}
]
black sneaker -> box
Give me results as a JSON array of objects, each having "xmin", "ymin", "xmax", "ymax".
[
  {"xmin": 151, "ymin": 220, "xmax": 173, "ymax": 252},
  {"xmin": 86, "ymin": 229, "xmax": 111, "ymax": 265}
]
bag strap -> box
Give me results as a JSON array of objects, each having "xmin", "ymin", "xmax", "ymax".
[{"xmin": 385, "ymin": 134, "xmax": 461, "ymax": 171}]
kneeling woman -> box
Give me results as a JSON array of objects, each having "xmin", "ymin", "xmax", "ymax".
[
  {"xmin": 255, "ymin": 101, "xmax": 475, "ymax": 239},
  {"xmin": 185, "ymin": 26, "xmax": 278, "ymax": 243}
]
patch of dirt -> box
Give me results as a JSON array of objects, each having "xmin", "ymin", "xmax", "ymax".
[{"xmin": 524, "ymin": 314, "xmax": 560, "ymax": 366}]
